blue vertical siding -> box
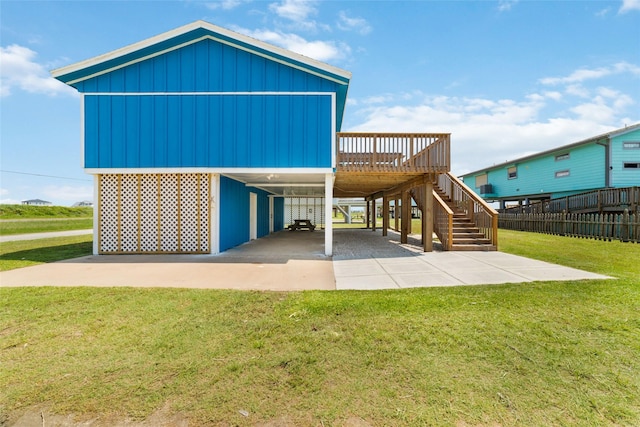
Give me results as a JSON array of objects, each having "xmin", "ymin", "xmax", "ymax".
[
  {"xmin": 219, "ymin": 176, "xmax": 271, "ymax": 252},
  {"xmin": 84, "ymin": 94, "xmax": 332, "ymax": 168},
  {"xmin": 274, "ymin": 197, "xmax": 284, "ymax": 231},
  {"xmin": 76, "ymin": 38, "xmax": 344, "ymax": 94},
  {"xmin": 467, "ymin": 143, "xmax": 606, "ymax": 200},
  {"xmin": 611, "ymin": 129, "xmax": 640, "ymax": 187},
  {"xmin": 72, "ymin": 37, "xmax": 348, "ymax": 130}
]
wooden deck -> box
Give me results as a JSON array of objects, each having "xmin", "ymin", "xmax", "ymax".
[
  {"xmin": 334, "ymin": 133, "xmax": 450, "ymax": 198},
  {"xmin": 333, "ymin": 133, "xmax": 498, "ymax": 251}
]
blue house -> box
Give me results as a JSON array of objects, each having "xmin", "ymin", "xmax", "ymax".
[
  {"xmin": 52, "ymin": 21, "xmax": 351, "ymax": 256},
  {"xmin": 460, "ymin": 124, "xmax": 640, "ymax": 209},
  {"xmin": 52, "ymin": 21, "xmax": 498, "ymax": 254}
]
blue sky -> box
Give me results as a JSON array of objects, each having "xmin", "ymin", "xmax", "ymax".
[{"xmin": 1, "ymin": 0, "xmax": 639, "ymax": 205}]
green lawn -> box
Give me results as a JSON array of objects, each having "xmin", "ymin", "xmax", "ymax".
[
  {"xmin": 0, "ymin": 235, "xmax": 93, "ymax": 271},
  {"xmin": 0, "ymin": 204, "xmax": 93, "ymax": 236},
  {"xmin": 1, "ymin": 230, "xmax": 638, "ymax": 426}
]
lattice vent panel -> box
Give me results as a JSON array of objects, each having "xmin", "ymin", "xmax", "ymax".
[
  {"xmin": 160, "ymin": 174, "xmax": 179, "ymax": 252},
  {"xmin": 97, "ymin": 173, "xmax": 210, "ymax": 254},
  {"xmin": 120, "ymin": 175, "xmax": 139, "ymax": 252},
  {"xmin": 140, "ymin": 174, "xmax": 159, "ymax": 252},
  {"xmin": 199, "ymin": 175, "xmax": 210, "ymax": 250},
  {"xmin": 99, "ymin": 175, "xmax": 119, "ymax": 253}
]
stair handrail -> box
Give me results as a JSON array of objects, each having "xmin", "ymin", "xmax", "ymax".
[
  {"xmin": 432, "ymin": 190, "xmax": 454, "ymax": 251},
  {"xmin": 438, "ymin": 172, "xmax": 498, "ymax": 248}
]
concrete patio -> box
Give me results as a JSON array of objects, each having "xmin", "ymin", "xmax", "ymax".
[{"xmin": 0, "ymin": 228, "xmax": 609, "ymax": 290}]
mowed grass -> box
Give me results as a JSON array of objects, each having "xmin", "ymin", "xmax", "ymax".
[
  {"xmin": 0, "ymin": 235, "xmax": 93, "ymax": 271},
  {"xmin": 0, "ymin": 218, "xmax": 93, "ymax": 236},
  {"xmin": 1, "ymin": 231, "xmax": 639, "ymax": 426},
  {"xmin": 0, "ymin": 204, "xmax": 93, "ymax": 236}
]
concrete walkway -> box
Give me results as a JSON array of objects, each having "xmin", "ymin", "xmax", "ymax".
[{"xmin": 0, "ymin": 228, "xmax": 609, "ymax": 290}]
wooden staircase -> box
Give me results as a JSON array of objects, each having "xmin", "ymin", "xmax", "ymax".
[
  {"xmin": 409, "ymin": 179, "xmax": 498, "ymax": 251},
  {"xmin": 433, "ymin": 187, "xmax": 497, "ymax": 251}
]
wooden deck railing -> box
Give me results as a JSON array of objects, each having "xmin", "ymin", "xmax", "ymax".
[
  {"xmin": 437, "ymin": 172, "xmax": 499, "ymax": 247},
  {"xmin": 336, "ymin": 133, "xmax": 450, "ymax": 173}
]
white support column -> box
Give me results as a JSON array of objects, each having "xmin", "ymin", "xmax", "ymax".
[
  {"xmin": 210, "ymin": 173, "xmax": 220, "ymax": 254},
  {"xmin": 268, "ymin": 195, "xmax": 274, "ymax": 233},
  {"xmin": 93, "ymin": 174, "xmax": 99, "ymax": 255},
  {"xmin": 325, "ymin": 173, "xmax": 333, "ymax": 256}
]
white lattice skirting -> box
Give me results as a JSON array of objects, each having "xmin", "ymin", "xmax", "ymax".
[{"xmin": 98, "ymin": 173, "xmax": 210, "ymax": 254}]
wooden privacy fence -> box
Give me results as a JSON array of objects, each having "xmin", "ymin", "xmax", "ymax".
[{"xmin": 499, "ymin": 210, "xmax": 639, "ymax": 243}]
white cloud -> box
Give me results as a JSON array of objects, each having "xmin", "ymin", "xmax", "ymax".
[
  {"xmin": 233, "ymin": 26, "xmax": 350, "ymax": 62},
  {"xmin": 269, "ymin": 0, "xmax": 316, "ymax": 21},
  {"xmin": 619, "ymin": 0, "xmax": 640, "ymax": 13},
  {"xmin": 565, "ymin": 84, "xmax": 590, "ymax": 98},
  {"xmin": 205, "ymin": 0, "xmax": 248, "ymax": 10},
  {"xmin": 346, "ymin": 89, "xmax": 634, "ymax": 174},
  {"xmin": 337, "ymin": 11, "xmax": 372, "ymax": 35},
  {"xmin": 42, "ymin": 185, "xmax": 93, "ymax": 202},
  {"xmin": 0, "ymin": 44, "xmax": 77, "ymax": 97},
  {"xmin": 540, "ymin": 61, "xmax": 640, "ymax": 85},
  {"xmin": 0, "ymin": 188, "xmax": 8, "ymax": 197},
  {"xmin": 0, "ymin": 198, "xmax": 21, "ymax": 205},
  {"xmin": 498, "ymin": 0, "xmax": 518, "ymax": 12}
]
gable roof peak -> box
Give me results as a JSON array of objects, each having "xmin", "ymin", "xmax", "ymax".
[{"xmin": 51, "ymin": 20, "xmax": 351, "ymax": 85}]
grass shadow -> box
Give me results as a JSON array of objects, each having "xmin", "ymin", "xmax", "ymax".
[{"xmin": 0, "ymin": 241, "xmax": 92, "ymax": 270}]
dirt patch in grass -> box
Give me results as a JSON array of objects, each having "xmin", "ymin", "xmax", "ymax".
[{"xmin": 7, "ymin": 403, "xmax": 189, "ymax": 427}]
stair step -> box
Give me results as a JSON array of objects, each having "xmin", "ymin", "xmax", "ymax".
[
  {"xmin": 453, "ymin": 228, "xmax": 481, "ymax": 234},
  {"xmin": 450, "ymin": 244, "xmax": 497, "ymax": 251},
  {"xmin": 453, "ymin": 238, "xmax": 491, "ymax": 245}
]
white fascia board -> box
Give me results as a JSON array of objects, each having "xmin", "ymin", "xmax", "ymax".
[
  {"xmin": 80, "ymin": 94, "xmax": 85, "ymax": 169},
  {"xmin": 52, "ymin": 20, "xmax": 351, "ymax": 84},
  {"xmin": 84, "ymin": 167, "xmax": 335, "ymax": 175},
  {"xmin": 81, "ymin": 91, "xmax": 334, "ymax": 96},
  {"xmin": 331, "ymin": 92, "xmax": 336, "ymax": 169}
]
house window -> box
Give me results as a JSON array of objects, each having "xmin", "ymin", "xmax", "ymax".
[
  {"xmin": 475, "ymin": 174, "xmax": 488, "ymax": 188},
  {"xmin": 507, "ymin": 166, "xmax": 517, "ymax": 179},
  {"xmin": 555, "ymin": 153, "xmax": 570, "ymax": 161},
  {"xmin": 555, "ymin": 170, "xmax": 570, "ymax": 178},
  {"xmin": 623, "ymin": 162, "xmax": 640, "ymax": 169},
  {"xmin": 623, "ymin": 142, "xmax": 640, "ymax": 149}
]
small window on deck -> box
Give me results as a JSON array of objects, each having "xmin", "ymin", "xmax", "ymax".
[
  {"xmin": 555, "ymin": 153, "xmax": 570, "ymax": 161},
  {"xmin": 623, "ymin": 142, "xmax": 640, "ymax": 150},
  {"xmin": 623, "ymin": 162, "xmax": 640, "ymax": 169},
  {"xmin": 555, "ymin": 170, "xmax": 570, "ymax": 178},
  {"xmin": 475, "ymin": 174, "xmax": 488, "ymax": 188},
  {"xmin": 507, "ymin": 166, "xmax": 517, "ymax": 180}
]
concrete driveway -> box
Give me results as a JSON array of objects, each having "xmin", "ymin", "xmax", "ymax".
[{"xmin": 0, "ymin": 229, "xmax": 609, "ymax": 290}]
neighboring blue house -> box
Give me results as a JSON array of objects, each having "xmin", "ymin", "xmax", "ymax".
[
  {"xmin": 52, "ymin": 21, "xmax": 350, "ymax": 255},
  {"xmin": 461, "ymin": 124, "xmax": 640, "ymax": 208}
]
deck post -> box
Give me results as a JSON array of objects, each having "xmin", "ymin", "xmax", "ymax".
[
  {"xmin": 382, "ymin": 196, "xmax": 389, "ymax": 236},
  {"xmin": 401, "ymin": 190, "xmax": 410, "ymax": 244},
  {"xmin": 325, "ymin": 173, "xmax": 333, "ymax": 256},
  {"xmin": 395, "ymin": 198, "xmax": 400, "ymax": 231},
  {"xmin": 372, "ymin": 198, "xmax": 377, "ymax": 231},
  {"xmin": 423, "ymin": 181, "xmax": 433, "ymax": 252},
  {"xmin": 365, "ymin": 200, "xmax": 370, "ymax": 229}
]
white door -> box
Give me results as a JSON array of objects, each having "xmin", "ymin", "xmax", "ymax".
[{"xmin": 249, "ymin": 192, "xmax": 257, "ymax": 240}]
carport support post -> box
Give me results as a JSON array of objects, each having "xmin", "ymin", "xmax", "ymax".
[
  {"xmin": 372, "ymin": 198, "xmax": 377, "ymax": 231},
  {"xmin": 395, "ymin": 198, "xmax": 400, "ymax": 231},
  {"xmin": 365, "ymin": 200, "xmax": 370, "ymax": 229},
  {"xmin": 401, "ymin": 189, "xmax": 410, "ymax": 244},
  {"xmin": 324, "ymin": 173, "xmax": 333, "ymax": 256},
  {"xmin": 423, "ymin": 181, "xmax": 433, "ymax": 252},
  {"xmin": 382, "ymin": 196, "xmax": 389, "ymax": 237}
]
